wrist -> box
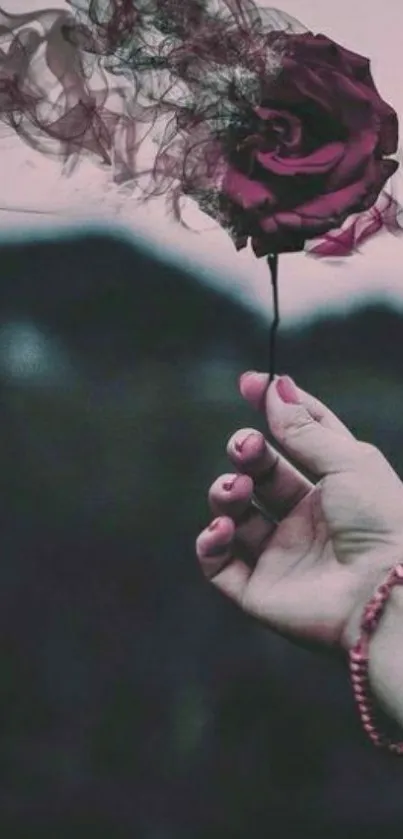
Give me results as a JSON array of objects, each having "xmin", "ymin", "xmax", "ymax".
[
  {"xmin": 341, "ymin": 562, "xmax": 398, "ymax": 653},
  {"xmin": 343, "ymin": 565, "xmax": 403, "ymax": 732},
  {"xmin": 366, "ymin": 583, "xmax": 403, "ymax": 729}
]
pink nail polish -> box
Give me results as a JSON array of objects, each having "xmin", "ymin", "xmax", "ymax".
[
  {"xmin": 234, "ymin": 432, "xmax": 259, "ymax": 453},
  {"xmin": 276, "ymin": 376, "xmax": 300, "ymax": 405},
  {"xmin": 239, "ymin": 371, "xmax": 257, "ymax": 387},
  {"xmin": 223, "ymin": 476, "xmax": 237, "ymax": 492}
]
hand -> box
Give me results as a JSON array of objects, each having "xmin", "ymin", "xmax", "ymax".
[{"xmin": 196, "ymin": 372, "xmax": 403, "ymax": 652}]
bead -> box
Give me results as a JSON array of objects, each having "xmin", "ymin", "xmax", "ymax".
[
  {"xmin": 388, "ymin": 743, "xmax": 403, "ymax": 755},
  {"xmin": 352, "ymin": 682, "xmax": 366, "ymax": 696},
  {"xmin": 349, "ymin": 563, "xmax": 403, "ymax": 755},
  {"xmin": 353, "ymin": 674, "xmax": 368, "ymax": 688},
  {"xmin": 350, "ymin": 662, "xmax": 367, "ymax": 675},
  {"xmin": 362, "ymin": 617, "xmax": 377, "ymax": 633},
  {"xmin": 363, "ymin": 722, "xmax": 375, "ymax": 735},
  {"xmin": 350, "ymin": 649, "xmax": 366, "ymax": 663}
]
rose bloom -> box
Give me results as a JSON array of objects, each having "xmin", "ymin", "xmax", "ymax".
[
  {"xmin": 1, "ymin": 3, "xmax": 399, "ymax": 258},
  {"xmin": 214, "ymin": 33, "xmax": 399, "ymax": 257}
]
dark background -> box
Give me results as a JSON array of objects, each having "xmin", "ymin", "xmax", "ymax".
[{"xmin": 0, "ymin": 230, "xmax": 402, "ymax": 838}]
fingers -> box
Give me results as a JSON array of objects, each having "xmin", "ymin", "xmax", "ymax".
[
  {"xmin": 226, "ymin": 427, "xmax": 314, "ymax": 519},
  {"xmin": 239, "ymin": 371, "xmax": 355, "ymax": 440},
  {"xmin": 196, "ymin": 370, "xmax": 354, "ymax": 604},
  {"xmin": 195, "ymin": 517, "xmax": 252, "ymax": 605},
  {"xmin": 240, "ymin": 372, "xmax": 359, "ymax": 478},
  {"xmin": 202, "ymin": 422, "xmax": 314, "ymax": 582},
  {"xmin": 208, "ymin": 471, "xmax": 276, "ymax": 558}
]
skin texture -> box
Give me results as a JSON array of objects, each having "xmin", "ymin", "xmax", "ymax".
[{"xmin": 196, "ymin": 371, "xmax": 403, "ymax": 728}]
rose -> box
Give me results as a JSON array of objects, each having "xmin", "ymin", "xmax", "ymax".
[
  {"xmin": 2, "ymin": 3, "xmax": 399, "ymax": 260},
  {"xmin": 214, "ymin": 33, "xmax": 399, "ymax": 258}
]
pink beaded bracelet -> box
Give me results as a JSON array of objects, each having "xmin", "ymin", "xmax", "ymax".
[{"xmin": 349, "ymin": 563, "xmax": 403, "ymax": 754}]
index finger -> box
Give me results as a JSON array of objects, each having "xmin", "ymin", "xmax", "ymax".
[{"xmin": 239, "ymin": 372, "xmax": 355, "ymax": 441}]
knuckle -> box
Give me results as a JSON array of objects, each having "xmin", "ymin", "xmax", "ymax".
[
  {"xmin": 290, "ymin": 405, "xmax": 315, "ymax": 429},
  {"xmin": 208, "ymin": 475, "xmax": 225, "ymax": 497},
  {"xmin": 357, "ymin": 441, "xmax": 381, "ymax": 461},
  {"xmin": 278, "ymin": 407, "xmax": 314, "ymax": 444}
]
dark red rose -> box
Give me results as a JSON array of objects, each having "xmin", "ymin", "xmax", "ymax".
[
  {"xmin": 1, "ymin": 2, "xmax": 400, "ymax": 258},
  {"xmin": 215, "ymin": 33, "xmax": 399, "ymax": 257}
]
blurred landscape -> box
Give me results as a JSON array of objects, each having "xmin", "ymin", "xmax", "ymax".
[{"xmin": 0, "ymin": 231, "xmax": 402, "ymax": 838}]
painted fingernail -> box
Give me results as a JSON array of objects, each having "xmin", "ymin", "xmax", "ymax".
[
  {"xmin": 239, "ymin": 371, "xmax": 257, "ymax": 387},
  {"xmin": 223, "ymin": 476, "xmax": 238, "ymax": 492},
  {"xmin": 208, "ymin": 518, "xmax": 221, "ymax": 531},
  {"xmin": 276, "ymin": 376, "xmax": 300, "ymax": 405},
  {"xmin": 234, "ymin": 432, "xmax": 260, "ymax": 453}
]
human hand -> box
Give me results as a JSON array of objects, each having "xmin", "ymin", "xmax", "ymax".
[{"xmin": 196, "ymin": 373, "xmax": 403, "ymax": 652}]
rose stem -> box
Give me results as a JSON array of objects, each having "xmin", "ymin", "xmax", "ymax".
[{"xmin": 267, "ymin": 253, "xmax": 279, "ymax": 384}]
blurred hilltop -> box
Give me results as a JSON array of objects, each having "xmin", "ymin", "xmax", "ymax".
[{"xmin": 0, "ymin": 231, "xmax": 402, "ymax": 838}]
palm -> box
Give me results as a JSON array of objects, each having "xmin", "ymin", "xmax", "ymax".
[
  {"xmin": 197, "ymin": 373, "xmax": 403, "ymax": 651},
  {"xmin": 243, "ymin": 454, "xmax": 403, "ymax": 646},
  {"xmin": 243, "ymin": 483, "xmax": 349, "ymax": 645}
]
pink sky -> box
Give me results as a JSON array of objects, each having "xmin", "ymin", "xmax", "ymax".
[{"xmin": 2, "ymin": 0, "xmax": 403, "ymax": 325}]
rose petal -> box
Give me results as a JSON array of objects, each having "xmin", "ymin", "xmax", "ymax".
[
  {"xmin": 252, "ymin": 108, "xmax": 302, "ymax": 151},
  {"xmin": 260, "ymin": 159, "xmax": 395, "ymax": 237},
  {"xmin": 336, "ymin": 60, "xmax": 399, "ymax": 155},
  {"xmin": 280, "ymin": 59, "xmax": 335, "ymax": 115},
  {"xmin": 222, "ymin": 168, "xmax": 275, "ymax": 209},
  {"xmin": 307, "ymin": 224, "xmax": 359, "ymax": 257},
  {"xmin": 307, "ymin": 191, "xmax": 403, "ymax": 257},
  {"xmin": 287, "ymin": 34, "xmax": 396, "ymax": 134},
  {"xmin": 353, "ymin": 160, "xmax": 398, "ymax": 223},
  {"xmin": 325, "ymin": 131, "xmax": 378, "ymax": 190},
  {"xmin": 378, "ymin": 110, "xmax": 399, "ymax": 157},
  {"xmin": 256, "ymin": 141, "xmax": 345, "ymax": 176},
  {"xmin": 341, "ymin": 76, "xmax": 398, "ymax": 150},
  {"xmin": 321, "ymin": 71, "xmax": 377, "ymax": 129},
  {"xmin": 315, "ymin": 70, "xmax": 399, "ymax": 152},
  {"xmin": 291, "ymin": 34, "xmax": 371, "ymax": 80},
  {"xmin": 380, "ymin": 190, "xmax": 403, "ymax": 232},
  {"xmin": 279, "ymin": 56, "xmax": 398, "ymax": 152}
]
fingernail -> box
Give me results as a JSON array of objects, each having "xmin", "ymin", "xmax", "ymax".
[
  {"xmin": 223, "ymin": 476, "xmax": 238, "ymax": 492},
  {"xmin": 234, "ymin": 431, "xmax": 260, "ymax": 453},
  {"xmin": 208, "ymin": 518, "xmax": 221, "ymax": 531},
  {"xmin": 276, "ymin": 376, "xmax": 300, "ymax": 405},
  {"xmin": 239, "ymin": 370, "xmax": 268, "ymax": 390},
  {"xmin": 239, "ymin": 371, "xmax": 257, "ymax": 386}
]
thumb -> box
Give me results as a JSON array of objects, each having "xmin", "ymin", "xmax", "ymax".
[{"xmin": 243, "ymin": 373, "xmax": 358, "ymax": 478}]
